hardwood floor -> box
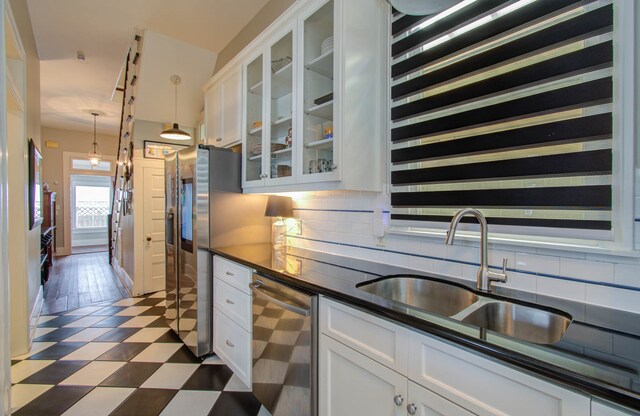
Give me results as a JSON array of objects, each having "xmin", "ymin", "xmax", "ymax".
[{"xmin": 42, "ymin": 252, "xmax": 129, "ymax": 315}]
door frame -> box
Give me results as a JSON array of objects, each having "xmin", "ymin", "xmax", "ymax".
[
  {"xmin": 1, "ymin": 1, "xmax": 12, "ymax": 411},
  {"xmin": 60, "ymin": 152, "xmax": 115, "ymax": 256}
]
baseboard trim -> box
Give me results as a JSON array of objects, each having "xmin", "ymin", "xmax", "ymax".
[
  {"xmin": 112, "ymin": 259, "xmax": 133, "ymax": 297},
  {"xmin": 29, "ymin": 287, "xmax": 44, "ymax": 347}
]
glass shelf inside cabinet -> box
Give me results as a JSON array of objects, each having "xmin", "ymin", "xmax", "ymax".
[
  {"xmin": 245, "ymin": 54, "xmax": 264, "ymax": 182},
  {"xmin": 303, "ymin": 0, "xmax": 334, "ymax": 176},
  {"xmin": 269, "ymin": 31, "xmax": 294, "ymax": 180}
]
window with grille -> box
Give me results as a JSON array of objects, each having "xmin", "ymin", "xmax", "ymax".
[{"xmin": 390, "ymin": 0, "xmax": 618, "ymax": 241}]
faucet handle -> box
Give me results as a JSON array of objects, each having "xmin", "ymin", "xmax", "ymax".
[{"xmin": 501, "ymin": 258, "xmax": 508, "ymax": 275}]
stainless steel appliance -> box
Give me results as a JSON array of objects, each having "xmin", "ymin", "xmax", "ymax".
[
  {"xmin": 251, "ymin": 273, "xmax": 317, "ymax": 416},
  {"xmin": 165, "ymin": 145, "xmax": 270, "ymax": 357}
]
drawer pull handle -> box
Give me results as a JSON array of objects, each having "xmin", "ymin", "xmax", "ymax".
[
  {"xmin": 226, "ymin": 339, "xmax": 235, "ymax": 348},
  {"xmin": 225, "ymin": 299, "xmax": 235, "ymax": 305},
  {"xmin": 407, "ymin": 403, "xmax": 417, "ymax": 415},
  {"xmin": 225, "ymin": 271, "xmax": 234, "ymax": 276}
]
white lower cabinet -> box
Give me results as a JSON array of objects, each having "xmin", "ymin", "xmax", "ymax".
[
  {"xmin": 319, "ymin": 297, "xmax": 591, "ymax": 416},
  {"xmin": 319, "ymin": 334, "xmax": 407, "ymax": 416},
  {"xmin": 212, "ymin": 255, "xmax": 253, "ymax": 388},
  {"xmin": 214, "ymin": 305, "xmax": 252, "ymax": 387}
]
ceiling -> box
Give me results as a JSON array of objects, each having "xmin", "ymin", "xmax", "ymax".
[{"xmin": 27, "ymin": 0, "xmax": 271, "ymax": 135}]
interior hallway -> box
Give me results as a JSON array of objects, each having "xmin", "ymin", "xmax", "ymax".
[{"xmin": 42, "ymin": 252, "xmax": 128, "ymax": 315}]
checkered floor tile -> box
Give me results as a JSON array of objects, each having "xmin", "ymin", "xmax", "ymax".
[{"xmin": 11, "ymin": 291, "xmax": 271, "ymax": 416}]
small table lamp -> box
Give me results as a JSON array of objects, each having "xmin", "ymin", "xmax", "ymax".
[{"xmin": 264, "ymin": 195, "xmax": 294, "ymax": 249}]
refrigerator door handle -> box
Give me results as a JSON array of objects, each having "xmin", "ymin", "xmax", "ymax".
[{"xmin": 249, "ymin": 282, "xmax": 311, "ymax": 317}]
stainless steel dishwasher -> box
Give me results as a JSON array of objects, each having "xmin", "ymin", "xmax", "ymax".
[{"xmin": 250, "ymin": 273, "xmax": 317, "ymax": 416}]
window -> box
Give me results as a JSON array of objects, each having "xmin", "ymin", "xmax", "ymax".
[
  {"xmin": 71, "ymin": 158, "xmax": 112, "ymax": 172},
  {"xmin": 74, "ymin": 185, "xmax": 110, "ymax": 228},
  {"xmin": 389, "ymin": 0, "xmax": 624, "ymax": 242}
]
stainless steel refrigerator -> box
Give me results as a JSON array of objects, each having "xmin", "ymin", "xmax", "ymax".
[{"xmin": 165, "ymin": 145, "xmax": 270, "ymax": 357}]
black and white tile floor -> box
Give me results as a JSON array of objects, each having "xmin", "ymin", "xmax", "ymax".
[{"xmin": 11, "ymin": 291, "xmax": 271, "ymax": 416}]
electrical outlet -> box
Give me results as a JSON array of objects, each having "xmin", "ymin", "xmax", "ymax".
[{"xmin": 376, "ymin": 236, "xmax": 386, "ymax": 247}]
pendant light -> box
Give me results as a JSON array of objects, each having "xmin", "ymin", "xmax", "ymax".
[
  {"xmin": 160, "ymin": 75, "xmax": 191, "ymax": 141},
  {"xmin": 88, "ymin": 112, "xmax": 102, "ymax": 167}
]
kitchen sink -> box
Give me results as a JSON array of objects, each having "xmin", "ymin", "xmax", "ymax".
[
  {"xmin": 356, "ymin": 275, "xmax": 479, "ymax": 317},
  {"xmin": 460, "ymin": 301, "xmax": 572, "ymax": 345},
  {"xmin": 357, "ymin": 275, "xmax": 572, "ymax": 345}
]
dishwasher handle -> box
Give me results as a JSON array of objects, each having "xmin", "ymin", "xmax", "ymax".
[{"xmin": 250, "ymin": 282, "xmax": 311, "ymax": 317}]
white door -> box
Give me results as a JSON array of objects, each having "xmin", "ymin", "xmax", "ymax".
[
  {"xmin": 319, "ymin": 334, "xmax": 407, "ymax": 416},
  {"xmin": 143, "ymin": 166, "xmax": 166, "ymax": 294}
]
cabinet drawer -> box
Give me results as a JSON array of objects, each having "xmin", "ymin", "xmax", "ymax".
[
  {"xmin": 214, "ymin": 278, "xmax": 252, "ymax": 332},
  {"xmin": 214, "ymin": 307, "xmax": 252, "ymax": 387},
  {"xmin": 408, "ymin": 331, "xmax": 589, "ymax": 416},
  {"xmin": 214, "ymin": 256, "xmax": 252, "ymax": 294},
  {"xmin": 320, "ymin": 297, "xmax": 408, "ymax": 374}
]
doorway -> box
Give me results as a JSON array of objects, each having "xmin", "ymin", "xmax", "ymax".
[{"xmin": 70, "ymin": 174, "xmax": 111, "ymax": 254}]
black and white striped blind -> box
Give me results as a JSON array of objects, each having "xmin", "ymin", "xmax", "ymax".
[{"xmin": 390, "ymin": 0, "xmax": 614, "ymax": 236}]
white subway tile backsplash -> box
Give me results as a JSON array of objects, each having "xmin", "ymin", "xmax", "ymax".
[
  {"xmin": 559, "ymin": 258, "xmax": 614, "ymax": 284},
  {"xmin": 460, "ymin": 265, "xmax": 478, "ymax": 283},
  {"xmin": 488, "ymin": 250, "xmax": 515, "ymax": 270},
  {"xmin": 537, "ymin": 277, "xmax": 586, "ymax": 302},
  {"xmin": 445, "ymin": 244, "xmax": 479, "ymax": 264},
  {"xmin": 492, "ymin": 271, "xmax": 537, "ymax": 293},
  {"xmin": 420, "ymin": 241, "xmax": 446, "ymax": 259},
  {"xmin": 585, "ymin": 285, "xmax": 640, "ymax": 314},
  {"xmin": 515, "ymin": 253, "xmax": 560, "ymax": 275},
  {"xmin": 433, "ymin": 259, "xmax": 462, "ymax": 278},
  {"xmin": 287, "ymin": 190, "xmax": 640, "ymax": 313},
  {"xmin": 408, "ymin": 256, "xmax": 434, "ymax": 273},
  {"xmin": 613, "ymin": 263, "xmax": 640, "ymax": 288}
]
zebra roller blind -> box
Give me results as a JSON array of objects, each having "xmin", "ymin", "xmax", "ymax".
[{"xmin": 390, "ymin": 0, "xmax": 614, "ymax": 236}]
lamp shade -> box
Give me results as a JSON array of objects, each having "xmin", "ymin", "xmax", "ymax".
[
  {"xmin": 160, "ymin": 123, "xmax": 191, "ymax": 141},
  {"xmin": 264, "ymin": 195, "xmax": 294, "ymax": 218}
]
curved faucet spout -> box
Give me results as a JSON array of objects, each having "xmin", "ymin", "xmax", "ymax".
[{"xmin": 444, "ymin": 208, "xmax": 507, "ymax": 292}]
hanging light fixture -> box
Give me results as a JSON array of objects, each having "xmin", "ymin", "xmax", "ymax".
[
  {"xmin": 88, "ymin": 112, "xmax": 102, "ymax": 167},
  {"xmin": 160, "ymin": 75, "xmax": 191, "ymax": 141}
]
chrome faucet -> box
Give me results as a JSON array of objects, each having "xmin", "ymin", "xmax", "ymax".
[{"xmin": 445, "ymin": 208, "xmax": 507, "ymax": 292}]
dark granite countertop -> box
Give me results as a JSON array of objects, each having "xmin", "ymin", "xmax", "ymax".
[{"xmin": 211, "ymin": 243, "xmax": 640, "ymax": 411}]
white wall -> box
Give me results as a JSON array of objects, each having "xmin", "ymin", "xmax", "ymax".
[{"xmin": 285, "ymin": 188, "xmax": 640, "ymax": 314}]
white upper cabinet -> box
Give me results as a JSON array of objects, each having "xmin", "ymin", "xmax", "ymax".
[
  {"xmin": 236, "ymin": 0, "xmax": 387, "ymax": 192},
  {"xmin": 203, "ymin": 65, "xmax": 241, "ymax": 148},
  {"xmin": 242, "ymin": 24, "xmax": 297, "ymax": 188}
]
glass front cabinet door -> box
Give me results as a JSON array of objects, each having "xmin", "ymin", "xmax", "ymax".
[
  {"xmin": 299, "ymin": 0, "xmax": 338, "ymax": 182},
  {"xmin": 243, "ymin": 52, "xmax": 265, "ymax": 185},
  {"xmin": 266, "ymin": 28, "xmax": 295, "ymax": 184}
]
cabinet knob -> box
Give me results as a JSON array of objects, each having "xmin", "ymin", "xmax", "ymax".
[
  {"xmin": 331, "ymin": 164, "xmax": 337, "ymax": 170},
  {"xmin": 225, "ymin": 271, "xmax": 234, "ymax": 276},
  {"xmin": 407, "ymin": 403, "xmax": 417, "ymax": 415},
  {"xmin": 225, "ymin": 339, "xmax": 235, "ymax": 348},
  {"xmin": 216, "ymin": 137, "xmax": 222, "ymax": 142},
  {"xmin": 393, "ymin": 394, "xmax": 404, "ymax": 406}
]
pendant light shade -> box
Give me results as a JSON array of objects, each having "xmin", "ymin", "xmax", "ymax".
[
  {"xmin": 87, "ymin": 112, "xmax": 102, "ymax": 166},
  {"xmin": 160, "ymin": 75, "xmax": 191, "ymax": 141}
]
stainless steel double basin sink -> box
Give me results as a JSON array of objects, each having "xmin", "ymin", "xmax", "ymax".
[{"xmin": 356, "ymin": 275, "xmax": 571, "ymax": 345}]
